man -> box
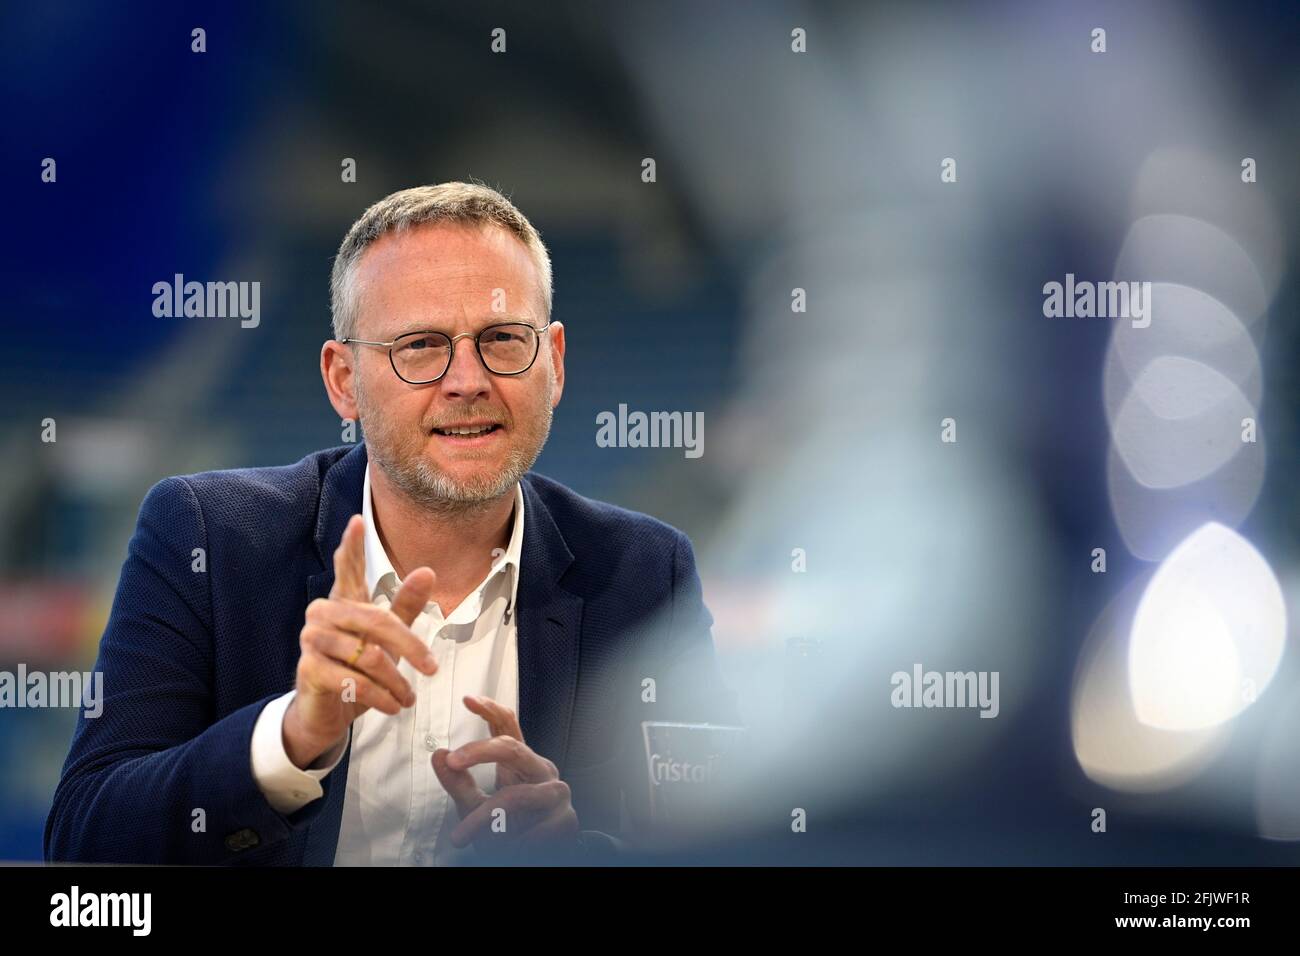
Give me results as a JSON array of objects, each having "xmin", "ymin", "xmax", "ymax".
[{"xmin": 45, "ymin": 182, "xmax": 739, "ymax": 865}]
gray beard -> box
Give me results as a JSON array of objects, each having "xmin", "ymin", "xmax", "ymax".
[
  {"xmin": 371, "ymin": 422, "xmax": 545, "ymax": 517},
  {"xmin": 358, "ymin": 391, "xmax": 552, "ymax": 518}
]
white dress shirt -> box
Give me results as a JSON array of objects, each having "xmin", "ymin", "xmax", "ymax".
[{"xmin": 250, "ymin": 463, "xmax": 524, "ymax": 865}]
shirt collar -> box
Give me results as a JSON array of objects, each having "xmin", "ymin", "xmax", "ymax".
[{"xmin": 361, "ymin": 463, "xmax": 525, "ymax": 621}]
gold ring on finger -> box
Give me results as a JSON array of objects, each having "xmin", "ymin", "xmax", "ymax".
[{"xmin": 347, "ymin": 638, "xmax": 366, "ymax": 667}]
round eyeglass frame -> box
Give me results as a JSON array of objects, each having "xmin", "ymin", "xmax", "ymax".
[{"xmin": 340, "ymin": 320, "xmax": 551, "ymax": 385}]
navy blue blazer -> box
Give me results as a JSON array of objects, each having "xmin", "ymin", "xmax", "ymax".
[{"xmin": 44, "ymin": 442, "xmax": 739, "ymax": 865}]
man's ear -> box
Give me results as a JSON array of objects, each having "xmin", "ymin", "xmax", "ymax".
[
  {"xmin": 547, "ymin": 321, "xmax": 565, "ymax": 407},
  {"xmin": 321, "ymin": 340, "xmax": 360, "ymax": 420}
]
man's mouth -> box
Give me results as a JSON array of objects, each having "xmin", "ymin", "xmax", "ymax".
[{"xmin": 431, "ymin": 422, "xmax": 503, "ymax": 439}]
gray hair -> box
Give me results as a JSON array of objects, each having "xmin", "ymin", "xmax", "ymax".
[{"xmin": 330, "ymin": 181, "xmax": 552, "ymax": 340}]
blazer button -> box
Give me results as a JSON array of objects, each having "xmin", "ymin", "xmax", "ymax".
[{"xmin": 225, "ymin": 828, "xmax": 261, "ymax": 852}]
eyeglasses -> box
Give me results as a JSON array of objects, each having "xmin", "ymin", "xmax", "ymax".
[{"xmin": 340, "ymin": 321, "xmax": 551, "ymax": 385}]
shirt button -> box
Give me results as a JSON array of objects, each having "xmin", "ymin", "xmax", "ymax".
[{"xmin": 423, "ymin": 733, "xmax": 439, "ymax": 751}]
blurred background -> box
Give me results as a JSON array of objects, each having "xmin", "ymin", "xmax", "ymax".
[{"xmin": 2, "ymin": 0, "xmax": 1298, "ymax": 864}]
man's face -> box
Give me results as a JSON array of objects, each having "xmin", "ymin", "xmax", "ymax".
[{"xmin": 340, "ymin": 221, "xmax": 564, "ymax": 510}]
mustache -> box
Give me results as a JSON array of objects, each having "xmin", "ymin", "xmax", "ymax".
[{"xmin": 423, "ymin": 405, "xmax": 512, "ymax": 431}]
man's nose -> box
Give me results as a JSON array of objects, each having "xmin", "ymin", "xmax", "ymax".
[{"xmin": 438, "ymin": 335, "xmax": 492, "ymax": 400}]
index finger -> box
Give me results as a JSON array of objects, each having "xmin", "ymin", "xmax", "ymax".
[
  {"xmin": 330, "ymin": 514, "xmax": 369, "ymax": 602},
  {"xmin": 463, "ymin": 695, "xmax": 525, "ymax": 742},
  {"xmin": 445, "ymin": 735, "xmax": 553, "ymax": 783},
  {"xmin": 432, "ymin": 748, "xmax": 488, "ymax": 819}
]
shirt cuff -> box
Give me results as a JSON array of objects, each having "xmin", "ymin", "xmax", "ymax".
[{"xmin": 250, "ymin": 690, "xmax": 350, "ymax": 815}]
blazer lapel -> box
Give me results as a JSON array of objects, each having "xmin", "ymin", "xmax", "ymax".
[
  {"xmin": 516, "ymin": 474, "xmax": 583, "ymax": 777},
  {"xmin": 310, "ymin": 441, "xmax": 370, "ymax": 584},
  {"xmin": 301, "ymin": 442, "xmax": 368, "ymax": 866}
]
